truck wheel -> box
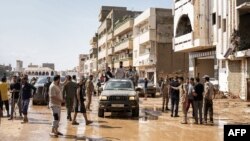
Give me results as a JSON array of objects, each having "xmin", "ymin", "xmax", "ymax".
[
  {"xmin": 98, "ymin": 108, "xmax": 104, "ymax": 117},
  {"xmin": 132, "ymin": 107, "xmax": 139, "ymax": 117}
]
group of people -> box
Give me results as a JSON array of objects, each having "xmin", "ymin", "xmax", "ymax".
[
  {"xmin": 160, "ymin": 75, "xmax": 215, "ymax": 124},
  {"xmin": 0, "ymin": 75, "xmax": 36, "ymax": 123}
]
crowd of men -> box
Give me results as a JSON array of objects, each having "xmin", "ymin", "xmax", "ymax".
[
  {"xmin": 160, "ymin": 75, "xmax": 216, "ymax": 124},
  {"xmin": 0, "ymin": 60, "xmax": 216, "ymax": 137}
]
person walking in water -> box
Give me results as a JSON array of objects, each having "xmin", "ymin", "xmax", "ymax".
[
  {"xmin": 85, "ymin": 75, "xmax": 94, "ymax": 111},
  {"xmin": 71, "ymin": 79, "xmax": 92, "ymax": 125},
  {"xmin": 49, "ymin": 75, "xmax": 64, "ymax": 137},
  {"xmin": 63, "ymin": 75, "xmax": 77, "ymax": 121}
]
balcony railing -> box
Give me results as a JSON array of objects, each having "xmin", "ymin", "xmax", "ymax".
[
  {"xmin": 114, "ymin": 18, "xmax": 134, "ymax": 36},
  {"xmin": 174, "ymin": 32, "xmax": 193, "ymax": 52},
  {"xmin": 114, "ymin": 38, "xmax": 133, "ymax": 53}
]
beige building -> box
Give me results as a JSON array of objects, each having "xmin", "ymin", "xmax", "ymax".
[
  {"xmin": 133, "ymin": 8, "xmax": 188, "ymax": 84},
  {"xmin": 78, "ymin": 54, "xmax": 88, "ymax": 77},
  {"xmin": 173, "ymin": 0, "xmax": 250, "ymax": 100},
  {"xmin": 97, "ymin": 6, "xmax": 141, "ymax": 70}
]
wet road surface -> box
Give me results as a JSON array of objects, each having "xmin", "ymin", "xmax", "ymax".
[{"xmin": 0, "ymin": 96, "xmax": 249, "ymax": 141}]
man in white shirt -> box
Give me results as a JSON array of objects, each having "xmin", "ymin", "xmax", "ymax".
[
  {"xmin": 115, "ymin": 61, "xmax": 126, "ymax": 79},
  {"xmin": 49, "ymin": 75, "xmax": 64, "ymax": 137}
]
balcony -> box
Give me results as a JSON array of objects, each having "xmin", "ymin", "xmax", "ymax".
[
  {"xmin": 114, "ymin": 18, "xmax": 134, "ymax": 36},
  {"xmin": 237, "ymin": 0, "xmax": 250, "ymax": 7},
  {"xmin": 98, "ymin": 50, "xmax": 106, "ymax": 59},
  {"xmin": 136, "ymin": 29, "xmax": 156, "ymax": 45},
  {"xmin": 174, "ymin": 32, "xmax": 193, "ymax": 52},
  {"xmin": 107, "ymin": 47, "xmax": 114, "ymax": 56},
  {"xmin": 134, "ymin": 53, "xmax": 156, "ymax": 67},
  {"xmin": 114, "ymin": 38, "xmax": 133, "ymax": 53},
  {"xmin": 89, "ymin": 36, "xmax": 97, "ymax": 45},
  {"xmin": 98, "ymin": 34, "xmax": 107, "ymax": 46}
]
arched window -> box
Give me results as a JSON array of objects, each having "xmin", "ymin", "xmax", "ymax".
[
  {"xmin": 38, "ymin": 72, "xmax": 42, "ymax": 75},
  {"xmin": 176, "ymin": 14, "xmax": 192, "ymax": 37},
  {"xmin": 46, "ymin": 72, "xmax": 49, "ymax": 76},
  {"xmin": 42, "ymin": 72, "xmax": 45, "ymax": 75},
  {"xmin": 51, "ymin": 71, "xmax": 54, "ymax": 76}
]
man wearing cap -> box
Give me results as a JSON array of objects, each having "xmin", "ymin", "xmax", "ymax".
[
  {"xmin": 203, "ymin": 75, "xmax": 215, "ymax": 124},
  {"xmin": 85, "ymin": 75, "xmax": 94, "ymax": 111}
]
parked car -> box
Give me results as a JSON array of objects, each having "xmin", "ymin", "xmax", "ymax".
[
  {"xmin": 98, "ymin": 79, "xmax": 139, "ymax": 118},
  {"xmin": 136, "ymin": 78, "xmax": 157, "ymax": 97},
  {"xmin": 33, "ymin": 76, "xmax": 65, "ymax": 105}
]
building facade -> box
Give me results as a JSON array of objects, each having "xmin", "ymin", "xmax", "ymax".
[
  {"xmin": 78, "ymin": 54, "xmax": 88, "ymax": 77},
  {"xmin": 97, "ymin": 6, "xmax": 141, "ymax": 70},
  {"xmin": 42, "ymin": 63, "xmax": 55, "ymax": 70},
  {"xmin": 134, "ymin": 8, "xmax": 188, "ymax": 84},
  {"xmin": 173, "ymin": 0, "xmax": 250, "ymax": 100},
  {"xmin": 16, "ymin": 60, "xmax": 23, "ymax": 72}
]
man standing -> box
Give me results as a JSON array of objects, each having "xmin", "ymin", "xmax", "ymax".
[
  {"xmin": 133, "ymin": 67, "xmax": 139, "ymax": 87},
  {"xmin": 161, "ymin": 77, "xmax": 170, "ymax": 112},
  {"xmin": 186, "ymin": 78, "xmax": 195, "ymax": 118},
  {"xmin": 0, "ymin": 77, "xmax": 10, "ymax": 117},
  {"xmin": 63, "ymin": 75, "xmax": 77, "ymax": 121},
  {"xmin": 72, "ymin": 75, "xmax": 77, "ymax": 83},
  {"xmin": 170, "ymin": 76, "xmax": 180, "ymax": 117},
  {"xmin": 193, "ymin": 77, "xmax": 204, "ymax": 124},
  {"xmin": 49, "ymin": 75, "xmax": 64, "ymax": 137},
  {"xmin": 171, "ymin": 77, "xmax": 187, "ymax": 123},
  {"xmin": 115, "ymin": 61, "xmax": 126, "ymax": 79},
  {"xmin": 85, "ymin": 75, "xmax": 94, "ymax": 111},
  {"xmin": 20, "ymin": 77, "xmax": 36, "ymax": 123},
  {"xmin": 9, "ymin": 76, "xmax": 22, "ymax": 120},
  {"xmin": 43, "ymin": 77, "xmax": 52, "ymax": 108},
  {"xmin": 72, "ymin": 79, "xmax": 92, "ymax": 125},
  {"xmin": 203, "ymin": 75, "xmax": 215, "ymax": 124},
  {"xmin": 126, "ymin": 66, "xmax": 135, "ymax": 83},
  {"xmin": 105, "ymin": 67, "xmax": 113, "ymax": 82}
]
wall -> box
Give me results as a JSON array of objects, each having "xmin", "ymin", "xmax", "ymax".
[{"xmin": 228, "ymin": 60, "xmax": 242, "ymax": 96}]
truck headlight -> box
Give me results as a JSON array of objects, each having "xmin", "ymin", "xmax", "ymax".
[
  {"xmin": 99, "ymin": 96, "xmax": 108, "ymax": 100},
  {"xmin": 129, "ymin": 96, "xmax": 135, "ymax": 100}
]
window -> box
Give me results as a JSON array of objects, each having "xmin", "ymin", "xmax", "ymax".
[
  {"xmin": 221, "ymin": 60, "xmax": 226, "ymax": 68},
  {"xmin": 223, "ymin": 19, "xmax": 226, "ymax": 32},
  {"xmin": 212, "ymin": 13, "xmax": 216, "ymax": 25},
  {"xmin": 218, "ymin": 16, "xmax": 221, "ymax": 28}
]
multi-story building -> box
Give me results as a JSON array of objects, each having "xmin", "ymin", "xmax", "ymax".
[
  {"xmin": 16, "ymin": 60, "xmax": 23, "ymax": 72},
  {"xmin": 78, "ymin": 54, "xmax": 88, "ymax": 77},
  {"xmin": 97, "ymin": 6, "xmax": 141, "ymax": 70},
  {"xmin": 133, "ymin": 8, "xmax": 188, "ymax": 84},
  {"xmin": 42, "ymin": 63, "xmax": 55, "ymax": 70},
  {"xmin": 89, "ymin": 34, "xmax": 99, "ymax": 75},
  {"xmin": 173, "ymin": 0, "xmax": 250, "ymax": 100}
]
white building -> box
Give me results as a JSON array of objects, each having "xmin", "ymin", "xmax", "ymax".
[
  {"xmin": 134, "ymin": 8, "xmax": 188, "ymax": 84},
  {"xmin": 16, "ymin": 60, "xmax": 23, "ymax": 72},
  {"xmin": 173, "ymin": 0, "xmax": 250, "ymax": 100}
]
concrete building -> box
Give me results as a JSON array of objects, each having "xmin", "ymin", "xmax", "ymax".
[
  {"xmin": 78, "ymin": 54, "xmax": 88, "ymax": 77},
  {"xmin": 28, "ymin": 63, "xmax": 38, "ymax": 68},
  {"xmin": 24, "ymin": 67, "xmax": 55, "ymax": 76},
  {"xmin": 173, "ymin": 0, "xmax": 250, "ymax": 100},
  {"xmin": 42, "ymin": 63, "xmax": 55, "ymax": 70},
  {"xmin": 133, "ymin": 8, "xmax": 188, "ymax": 84},
  {"xmin": 16, "ymin": 60, "xmax": 23, "ymax": 72},
  {"xmin": 97, "ymin": 6, "xmax": 141, "ymax": 70},
  {"xmin": 89, "ymin": 34, "xmax": 98, "ymax": 75}
]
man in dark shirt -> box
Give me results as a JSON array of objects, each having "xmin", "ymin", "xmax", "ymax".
[
  {"xmin": 194, "ymin": 77, "xmax": 204, "ymax": 124},
  {"xmin": 20, "ymin": 77, "xmax": 36, "ymax": 123},
  {"xmin": 9, "ymin": 76, "xmax": 22, "ymax": 120},
  {"xmin": 170, "ymin": 76, "xmax": 180, "ymax": 117},
  {"xmin": 43, "ymin": 77, "xmax": 52, "ymax": 108},
  {"xmin": 105, "ymin": 67, "xmax": 113, "ymax": 82}
]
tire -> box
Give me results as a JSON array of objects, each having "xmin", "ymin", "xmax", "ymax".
[
  {"xmin": 152, "ymin": 93, "xmax": 156, "ymax": 98},
  {"xmin": 132, "ymin": 107, "xmax": 139, "ymax": 117},
  {"xmin": 98, "ymin": 108, "xmax": 104, "ymax": 117}
]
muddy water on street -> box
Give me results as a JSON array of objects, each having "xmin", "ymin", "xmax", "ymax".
[{"xmin": 0, "ymin": 97, "xmax": 249, "ymax": 141}]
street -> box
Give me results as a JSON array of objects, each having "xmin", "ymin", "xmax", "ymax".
[{"xmin": 0, "ymin": 96, "xmax": 249, "ymax": 141}]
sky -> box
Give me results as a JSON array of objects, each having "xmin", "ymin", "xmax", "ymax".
[{"xmin": 0, "ymin": 0, "xmax": 172, "ymax": 71}]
